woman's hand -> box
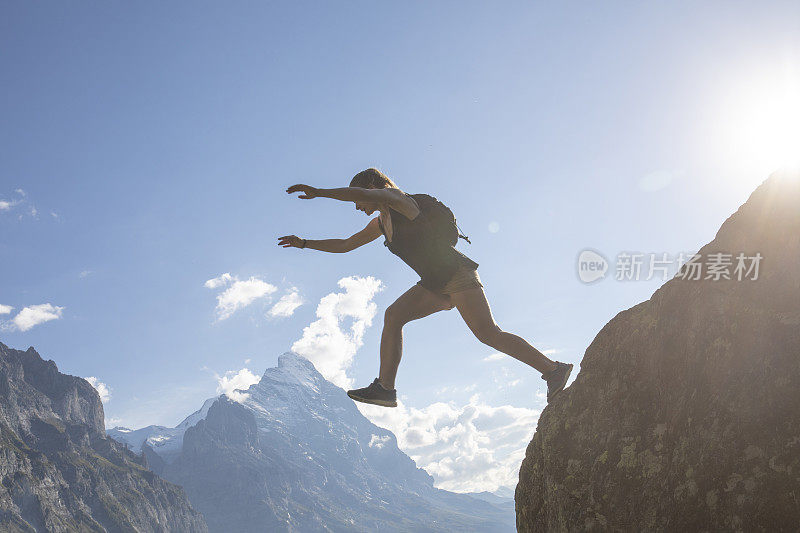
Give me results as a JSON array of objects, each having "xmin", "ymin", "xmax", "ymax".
[
  {"xmin": 286, "ymin": 184, "xmax": 319, "ymax": 199},
  {"xmin": 278, "ymin": 235, "xmax": 305, "ymax": 248}
]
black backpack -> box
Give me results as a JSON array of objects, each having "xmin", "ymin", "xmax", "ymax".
[{"xmin": 410, "ymin": 193, "xmax": 471, "ymax": 246}]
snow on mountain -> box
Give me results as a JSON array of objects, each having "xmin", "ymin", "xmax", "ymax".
[
  {"xmin": 140, "ymin": 351, "xmax": 516, "ymax": 532},
  {"xmin": 177, "ymin": 396, "xmax": 218, "ymax": 429},
  {"xmin": 107, "ymin": 396, "xmax": 218, "ymax": 461}
]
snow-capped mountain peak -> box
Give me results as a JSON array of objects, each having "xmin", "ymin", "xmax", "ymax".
[{"xmin": 263, "ymin": 351, "xmax": 322, "ymax": 392}]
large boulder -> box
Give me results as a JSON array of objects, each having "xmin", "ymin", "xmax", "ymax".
[{"xmin": 516, "ymin": 172, "xmax": 800, "ymax": 531}]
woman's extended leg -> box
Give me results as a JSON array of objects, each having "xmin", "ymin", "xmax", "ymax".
[
  {"xmin": 449, "ymin": 286, "xmax": 558, "ymax": 375},
  {"xmin": 379, "ymin": 284, "xmax": 453, "ymax": 389}
]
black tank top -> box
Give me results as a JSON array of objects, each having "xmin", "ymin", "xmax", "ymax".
[{"xmin": 378, "ymin": 193, "xmax": 479, "ymax": 291}]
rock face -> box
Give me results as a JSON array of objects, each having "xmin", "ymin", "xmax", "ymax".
[
  {"xmin": 516, "ymin": 172, "xmax": 800, "ymax": 531},
  {"xmin": 0, "ymin": 343, "xmax": 208, "ymax": 532},
  {"xmin": 149, "ymin": 352, "xmax": 514, "ymax": 532}
]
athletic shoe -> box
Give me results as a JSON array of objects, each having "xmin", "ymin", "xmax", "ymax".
[
  {"xmin": 347, "ymin": 378, "xmax": 397, "ymax": 407},
  {"xmin": 542, "ymin": 362, "xmax": 573, "ymax": 402}
]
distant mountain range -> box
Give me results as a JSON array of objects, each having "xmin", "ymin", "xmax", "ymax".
[
  {"xmin": 108, "ymin": 397, "xmax": 216, "ymax": 464},
  {"xmin": 110, "ymin": 351, "xmax": 515, "ymax": 532}
]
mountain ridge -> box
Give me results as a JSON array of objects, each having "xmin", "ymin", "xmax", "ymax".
[
  {"xmin": 116, "ymin": 350, "xmax": 516, "ymax": 532},
  {"xmin": 0, "ymin": 342, "xmax": 208, "ymax": 532}
]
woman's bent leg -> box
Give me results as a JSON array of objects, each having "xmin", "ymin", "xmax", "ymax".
[
  {"xmin": 380, "ymin": 284, "xmax": 453, "ymax": 389},
  {"xmin": 450, "ymin": 287, "xmax": 558, "ymax": 375}
]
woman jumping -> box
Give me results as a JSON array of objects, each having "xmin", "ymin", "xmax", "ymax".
[{"xmin": 278, "ymin": 168, "xmax": 572, "ymax": 407}]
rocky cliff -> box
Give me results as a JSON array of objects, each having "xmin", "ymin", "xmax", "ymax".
[
  {"xmin": 0, "ymin": 343, "xmax": 208, "ymax": 532},
  {"xmin": 516, "ymin": 171, "xmax": 800, "ymax": 531}
]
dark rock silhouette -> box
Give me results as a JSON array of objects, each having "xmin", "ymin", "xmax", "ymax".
[
  {"xmin": 516, "ymin": 171, "xmax": 800, "ymax": 531},
  {"xmin": 0, "ymin": 343, "xmax": 208, "ymax": 532}
]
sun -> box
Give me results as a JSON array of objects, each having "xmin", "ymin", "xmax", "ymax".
[{"xmin": 718, "ymin": 66, "xmax": 800, "ymax": 176}]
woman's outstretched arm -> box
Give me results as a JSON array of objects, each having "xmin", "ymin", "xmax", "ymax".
[
  {"xmin": 278, "ymin": 218, "xmax": 382, "ymax": 253},
  {"xmin": 287, "ymin": 184, "xmax": 376, "ymax": 203},
  {"xmin": 286, "ymin": 184, "xmax": 419, "ymax": 219}
]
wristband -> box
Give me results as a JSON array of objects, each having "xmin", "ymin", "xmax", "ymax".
[{"xmin": 301, "ymin": 239, "xmax": 307, "ymax": 249}]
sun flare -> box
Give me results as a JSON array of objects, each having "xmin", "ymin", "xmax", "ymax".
[{"xmin": 719, "ymin": 67, "xmax": 800, "ymax": 176}]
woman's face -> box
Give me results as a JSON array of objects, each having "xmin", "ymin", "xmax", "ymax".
[{"xmin": 355, "ymin": 184, "xmax": 380, "ymax": 215}]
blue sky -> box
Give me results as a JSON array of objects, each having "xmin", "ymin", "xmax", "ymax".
[{"xmin": 2, "ymin": 2, "xmax": 799, "ymax": 492}]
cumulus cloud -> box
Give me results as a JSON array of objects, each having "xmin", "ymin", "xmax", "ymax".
[
  {"xmin": 358, "ymin": 396, "xmax": 540, "ymax": 493},
  {"xmin": 3, "ymin": 303, "xmax": 64, "ymax": 332},
  {"xmin": 483, "ymin": 352, "xmax": 505, "ymax": 362},
  {"xmin": 85, "ymin": 377, "xmax": 112, "ymax": 403},
  {"xmin": 204, "ymin": 272, "xmax": 233, "ymax": 289},
  {"xmin": 0, "ymin": 199, "xmax": 14, "ymax": 211},
  {"xmin": 205, "ymin": 273, "xmax": 277, "ymax": 320},
  {"xmin": 0, "ymin": 304, "xmax": 13, "ymax": 315},
  {"xmin": 291, "ymin": 276, "xmax": 383, "ymax": 389},
  {"xmin": 216, "ymin": 368, "xmax": 261, "ymax": 403},
  {"xmin": 268, "ymin": 288, "xmax": 303, "ymax": 318}
]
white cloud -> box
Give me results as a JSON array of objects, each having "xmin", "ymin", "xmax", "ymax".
[
  {"xmin": 0, "ymin": 189, "xmax": 38, "ymax": 217},
  {"xmin": 291, "ymin": 276, "xmax": 383, "ymax": 389},
  {"xmin": 204, "ymin": 272, "xmax": 233, "ymax": 289},
  {"xmin": 268, "ymin": 287, "xmax": 303, "ymax": 318},
  {"xmin": 435, "ymin": 383, "xmax": 477, "ymax": 396},
  {"xmin": 85, "ymin": 377, "xmax": 112, "ymax": 403},
  {"xmin": 79, "ymin": 270, "xmax": 94, "ymax": 278},
  {"xmin": 106, "ymin": 416, "xmax": 124, "ymax": 427},
  {"xmin": 4, "ymin": 303, "xmax": 64, "ymax": 332},
  {"xmin": 0, "ymin": 304, "xmax": 13, "ymax": 315},
  {"xmin": 216, "ymin": 368, "xmax": 260, "ymax": 403},
  {"xmin": 369, "ymin": 434, "xmax": 391, "ymax": 449},
  {"xmin": 358, "ymin": 395, "xmax": 540, "ymax": 493},
  {"xmin": 206, "ymin": 275, "xmax": 277, "ymax": 320},
  {"xmin": 541, "ymin": 348, "xmax": 561, "ymax": 355},
  {"xmin": 483, "ymin": 352, "xmax": 505, "ymax": 362}
]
